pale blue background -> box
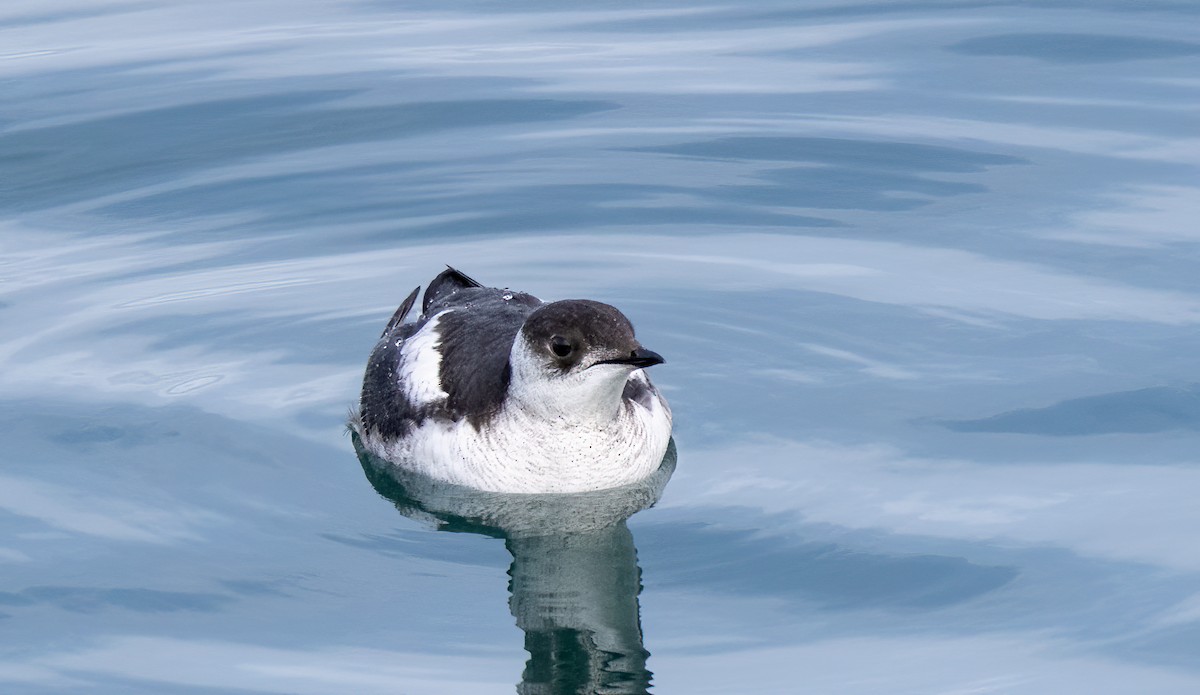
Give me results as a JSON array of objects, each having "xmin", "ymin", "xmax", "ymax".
[{"xmin": 2, "ymin": 1, "xmax": 1199, "ymax": 692}]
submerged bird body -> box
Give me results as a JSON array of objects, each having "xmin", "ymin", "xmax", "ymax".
[{"xmin": 356, "ymin": 268, "xmax": 672, "ymax": 493}]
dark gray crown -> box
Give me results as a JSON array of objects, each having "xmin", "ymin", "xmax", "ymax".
[{"xmin": 520, "ymin": 300, "xmax": 638, "ymax": 371}]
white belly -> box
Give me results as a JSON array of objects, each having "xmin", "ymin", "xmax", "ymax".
[{"xmin": 359, "ymin": 393, "xmax": 672, "ymax": 493}]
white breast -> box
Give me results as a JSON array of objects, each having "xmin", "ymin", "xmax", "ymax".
[{"xmin": 359, "ymin": 374, "xmax": 672, "ymax": 493}]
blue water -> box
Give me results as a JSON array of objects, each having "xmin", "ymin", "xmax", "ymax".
[{"xmin": 3, "ymin": 1, "xmax": 1200, "ymax": 692}]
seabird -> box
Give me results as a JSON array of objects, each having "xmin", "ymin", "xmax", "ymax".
[{"xmin": 354, "ymin": 267, "xmax": 673, "ymax": 493}]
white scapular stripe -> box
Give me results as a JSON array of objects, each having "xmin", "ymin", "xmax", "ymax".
[{"xmin": 397, "ymin": 310, "xmax": 450, "ymax": 406}]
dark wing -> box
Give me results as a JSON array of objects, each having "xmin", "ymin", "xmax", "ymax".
[
  {"xmin": 359, "ymin": 269, "xmax": 543, "ymax": 438},
  {"xmin": 380, "ymin": 286, "xmax": 420, "ymax": 338},
  {"xmin": 360, "ymin": 297, "xmax": 434, "ymax": 440},
  {"xmin": 435, "ymin": 289, "xmax": 540, "ymax": 424},
  {"xmin": 423, "ymin": 266, "xmax": 484, "ymax": 315}
]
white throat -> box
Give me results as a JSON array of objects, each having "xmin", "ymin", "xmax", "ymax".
[{"xmin": 507, "ymin": 337, "xmax": 632, "ymax": 424}]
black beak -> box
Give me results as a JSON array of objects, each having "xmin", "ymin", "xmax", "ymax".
[{"xmin": 596, "ymin": 347, "xmax": 665, "ymax": 369}]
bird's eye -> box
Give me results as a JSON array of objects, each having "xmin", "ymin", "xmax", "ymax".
[{"xmin": 550, "ymin": 336, "xmax": 573, "ymax": 357}]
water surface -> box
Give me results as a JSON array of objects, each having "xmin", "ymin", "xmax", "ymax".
[{"xmin": 2, "ymin": 1, "xmax": 1200, "ymax": 693}]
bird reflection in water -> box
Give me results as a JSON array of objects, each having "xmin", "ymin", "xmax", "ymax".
[{"xmin": 353, "ymin": 433, "xmax": 676, "ymax": 695}]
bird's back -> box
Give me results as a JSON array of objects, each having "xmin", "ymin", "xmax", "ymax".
[{"xmin": 358, "ymin": 269, "xmax": 541, "ymax": 439}]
